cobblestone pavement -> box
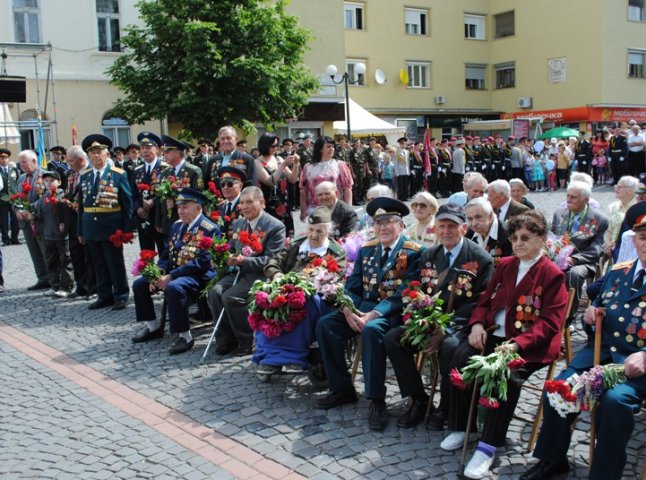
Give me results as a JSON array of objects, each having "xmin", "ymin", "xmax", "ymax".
[{"xmin": 1, "ymin": 185, "xmax": 645, "ymax": 479}]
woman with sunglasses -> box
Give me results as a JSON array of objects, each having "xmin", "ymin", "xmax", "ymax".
[
  {"xmin": 255, "ymin": 133, "xmax": 300, "ymax": 237},
  {"xmin": 405, "ymin": 191, "xmax": 438, "ymax": 247}
]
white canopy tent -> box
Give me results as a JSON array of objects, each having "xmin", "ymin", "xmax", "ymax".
[
  {"xmin": 333, "ymin": 99, "xmax": 406, "ymax": 145},
  {"xmin": 0, "ymin": 103, "xmax": 21, "ymax": 145}
]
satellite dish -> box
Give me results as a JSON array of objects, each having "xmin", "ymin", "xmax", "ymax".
[
  {"xmin": 375, "ymin": 69, "xmax": 387, "ymax": 85},
  {"xmin": 399, "ymin": 69, "xmax": 409, "ymax": 85}
]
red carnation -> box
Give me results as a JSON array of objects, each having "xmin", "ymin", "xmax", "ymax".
[
  {"xmin": 287, "ymin": 291, "xmax": 306, "ymax": 309},
  {"xmin": 208, "ymin": 181, "xmax": 217, "ymax": 193},
  {"xmin": 327, "ymin": 259, "xmax": 340, "ymax": 273},
  {"xmin": 449, "ymin": 368, "xmax": 469, "ymax": 390},
  {"xmin": 409, "ymin": 280, "xmax": 421, "ymax": 288},
  {"xmin": 215, "ymin": 243, "xmax": 229, "ymax": 254},
  {"xmin": 224, "ymin": 215, "xmax": 231, "ymax": 222},
  {"xmin": 137, "ymin": 183, "xmax": 151, "ymax": 191},
  {"xmin": 408, "ymin": 290, "xmax": 420, "ymax": 299},
  {"xmin": 239, "ymin": 230, "xmax": 249, "ymax": 242},
  {"xmin": 22, "ymin": 182, "xmax": 33, "ymax": 193},
  {"xmin": 478, "ymin": 397, "xmax": 500, "ymax": 409},
  {"xmin": 508, "ymin": 358, "xmax": 527, "ymax": 370},
  {"xmin": 140, "ymin": 250, "xmax": 157, "ymax": 262},
  {"xmin": 312, "ymin": 257, "xmax": 323, "ymax": 267},
  {"xmin": 270, "ymin": 294, "xmax": 288, "ymax": 309},
  {"xmin": 210, "ymin": 211, "xmax": 220, "ymax": 220},
  {"xmin": 199, "ymin": 236, "xmax": 214, "ymax": 249}
]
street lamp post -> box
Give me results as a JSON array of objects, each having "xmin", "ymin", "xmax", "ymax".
[{"xmin": 326, "ymin": 62, "xmax": 366, "ymax": 141}]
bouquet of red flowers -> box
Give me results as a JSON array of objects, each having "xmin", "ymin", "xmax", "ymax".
[
  {"xmin": 44, "ymin": 187, "xmax": 64, "ymax": 206},
  {"xmin": 307, "ymin": 255, "xmax": 358, "ymax": 313},
  {"xmin": 131, "ymin": 249, "xmax": 163, "ymax": 281},
  {"xmin": 238, "ymin": 230, "xmax": 263, "ymax": 256},
  {"xmin": 247, "ymin": 272, "xmax": 316, "ymax": 338},
  {"xmin": 204, "ymin": 181, "xmax": 224, "ymax": 217},
  {"xmin": 155, "ymin": 175, "xmax": 190, "ymax": 218},
  {"xmin": 545, "ymin": 232, "xmax": 574, "ymax": 271},
  {"xmin": 4, "ymin": 181, "xmax": 33, "ymax": 211},
  {"xmin": 449, "ymin": 349, "xmax": 527, "ymax": 409},
  {"xmin": 400, "ymin": 281, "xmax": 454, "ymax": 351},
  {"xmin": 109, "ymin": 229, "xmax": 135, "ymax": 248}
]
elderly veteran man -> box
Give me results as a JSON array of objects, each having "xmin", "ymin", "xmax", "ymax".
[
  {"xmin": 315, "ymin": 181, "xmax": 358, "ymax": 240},
  {"xmin": 486, "ymin": 179, "xmax": 529, "ymax": 225},
  {"xmin": 523, "ymin": 203, "xmax": 646, "ymax": 480},
  {"xmin": 465, "ymin": 197, "xmax": 513, "ymax": 268},
  {"xmin": 208, "ymin": 186, "xmax": 286, "ymax": 356},
  {"xmin": 216, "ymin": 166, "xmax": 245, "ymax": 236},
  {"xmin": 384, "ymin": 203, "xmax": 494, "ymax": 430},
  {"xmin": 551, "ymin": 180, "xmax": 609, "ymax": 320},
  {"xmin": 205, "ymin": 126, "xmax": 256, "ymax": 187},
  {"xmin": 78, "ymin": 134, "xmax": 135, "ymax": 311},
  {"xmin": 132, "ymin": 188, "xmax": 221, "ymax": 355},
  {"xmin": 0, "ymin": 148, "xmax": 20, "ymax": 246},
  {"xmin": 446, "ymin": 172, "xmax": 488, "ymax": 207},
  {"xmin": 314, "ymin": 198, "xmax": 423, "ymax": 431}
]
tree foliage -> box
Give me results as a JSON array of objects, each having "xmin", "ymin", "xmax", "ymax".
[{"xmin": 107, "ymin": 0, "xmax": 319, "ymax": 138}]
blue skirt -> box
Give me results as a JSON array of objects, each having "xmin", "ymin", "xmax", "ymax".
[{"xmin": 252, "ymin": 294, "xmax": 335, "ymax": 367}]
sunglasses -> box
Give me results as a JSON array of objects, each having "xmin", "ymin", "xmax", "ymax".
[
  {"xmin": 221, "ymin": 181, "xmax": 238, "ymax": 188},
  {"xmin": 411, "ymin": 203, "xmax": 428, "ymax": 209}
]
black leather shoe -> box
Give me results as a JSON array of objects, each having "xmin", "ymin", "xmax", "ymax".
[
  {"xmin": 314, "ymin": 388, "xmax": 358, "ymax": 409},
  {"xmin": 132, "ymin": 327, "xmax": 164, "ymax": 343},
  {"xmin": 27, "ymin": 282, "xmax": 50, "ymax": 291},
  {"xmin": 520, "ymin": 459, "xmax": 570, "ymax": 480},
  {"xmin": 397, "ymin": 397, "xmax": 428, "ymax": 428},
  {"xmin": 111, "ymin": 300, "xmax": 128, "ymax": 311},
  {"xmin": 368, "ymin": 400, "xmax": 388, "ymax": 431},
  {"xmin": 232, "ymin": 343, "xmax": 253, "ymax": 356},
  {"xmin": 426, "ymin": 408, "xmax": 447, "ymax": 431},
  {"xmin": 215, "ymin": 342, "xmax": 238, "ymax": 355},
  {"xmin": 88, "ymin": 298, "xmax": 115, "ymax": 310},
  {"xmin": 169, "ymin": 337, "xmax": 194, "ymax": 355}
]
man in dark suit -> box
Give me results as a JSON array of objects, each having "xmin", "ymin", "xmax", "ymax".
[
  {"xmin": 487, "ymin": 179, "xmax": 529, "ymax": 226},
  {"xmin": 314, "ymin": 198, "xmax": 423, "ymax": 431},
  {"xmin": 207, "ymin": 186, "xmax": 285, "ymax": 355},
  {"xmin": 315, "ymin": 181, "xmax": 358, "ymax": 240},
  {"xmin": 190, "ymin": 138, "xmax": 212, "ymax": 176},
  {"xmin": 77, "ymin": 134, "xmax": 135, "ymax": 311},
  {"xmin": 48, "ymin": 146, "xmax": 71, "ymax": 191},
  {"xmin": 609, "ymin": 126, "xmax": 628, "ymax": 185},
  {"xmin": 575, "ymin": 131, "xmax": 593, "ymax": 174},
  {"xmin": 384, "ymin": 203, "xmax": 494, "ymax": 430},
  {"xmin": 523, "ymin": 204, "xmax": 646, "ymax": 480},
  {"xmin": 0, "ymin": 148, "xmax": 20, "ymax": 245},
  {"xmin": 551, "ymin": 180, "xmax": 609, "ymax": 320},
  {"xmin": 216, "ymin": 166, "xmax": 244, "ymax": 237},
  {"xmin": 132, "ymin": 188, "xmax": 221, "ymax": 355},
  {"xmin": 205, "ymin": 126, "xmax": 256, "ymax": 186},
  {"xmin": 465, "ymin": 196, "xmax": 513, "ymax": 268}
]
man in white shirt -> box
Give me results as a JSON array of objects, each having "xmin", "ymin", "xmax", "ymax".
[
  {"xmin": 393, "ymin": 137, "xmax": 411, "ymax": 201},
  {"xmin": 627, "ymin": 125, "xmax": 645, "ymax": 177}
]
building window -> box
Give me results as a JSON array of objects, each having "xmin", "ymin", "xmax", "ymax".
[
  {"xmin": 629, "ymin": 50, "xmax": 645, "ymax": 78},
  {"xmin": 406, "ymin": 61, "xmax": 430, "ymax": 88},
  {"xmin": 97, "ymin": 0, "xmax": 121, "ymax": 52},
  {"xmin": 494, "ymin": 11, "xmax": 515, "ymax": 39},
  {"xmin": 13, "ymin": 0, "xmax": 41, "ymax": 43},
  {"xmin": 346, "ymin": 59, "xmax": 367, "ymax": 86},
  {"xmin": 405, "ymin": 8, "xmax": 428, "ymax": 35},
  {"xmin": 344, "ymin": 2, "xmax": 364, "ymax": 30},
  {"xmin": 102, "ymin": 111, "xmax": 131, "ymax": 147},
  {"xmin": 629, "ymin": 0, "xmax": 645, "ymax": 21},
  {"xmin": 495, "ymin": 62, "xmax": 515, "ymax": 88},
  {"xmin": 464, "ymin": 14, "xmax": 485, "ymax": 40},
  {"xmin": 465, "ymin": 64, "xmax": 486, "ymax": 90}
]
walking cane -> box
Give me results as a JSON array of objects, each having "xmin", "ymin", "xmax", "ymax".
[
  {"xmin": 201, "ymin": 268, "xmax": 240, "ymax": 362},
  {"xmin": 589, "ymin": 307, "xmax": 605, "ymax": 465}
]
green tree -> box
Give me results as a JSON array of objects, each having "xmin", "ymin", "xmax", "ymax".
[{"xmin": 107, "ymin": 0, "xmax": 319, "ymax": 138}]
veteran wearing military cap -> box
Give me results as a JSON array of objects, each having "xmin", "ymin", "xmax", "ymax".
[
  {"xmin": 48, "ymin": 145, "xmax": 71, "ymax": 190},
  {"xmin": 216, "ymin": 166, "xmax": 245, "ymax": 236},
  {"xmin": 385, "ymin": 203, "xmax": 494, "ymax": 431},
  {"xmin": 190, "ymin": 138, "xmax": 213, "ymax": 175},
  {"xmin": 314, "ymin": 197, "xmax": 423, "ymax": 431},
  {"xmin": 132, "ymin": 187, "xmax": 221, "ymax": 355},
  {"xmin": 78, "ymin": 134, "xmax": 135, "ymax": 310},
  {"xmin": 523, "ymin": 203, "xmax": 646, "ymax": 480}
]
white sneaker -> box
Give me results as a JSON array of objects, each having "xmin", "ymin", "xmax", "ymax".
[
  {"xmin": 43, "ymin": 289, "xmax": 56, "ymax": 296},
  {"xmin": 54, "ymin": 290, "xmax": 70, "ymax": 298},
  {"xmin": 441, "ymin": 431, "xmax": 466, "ymax": 451},
  {"xmin": 464, "ymin": 449, "xmax": 495, "ymax": 479}
]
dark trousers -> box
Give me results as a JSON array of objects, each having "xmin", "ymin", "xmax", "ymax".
[
  {"xmin": 86, "ymin": 240, "xmax": 129, "ymax": 302},
  {"xmin": 23, "ymin": 225, "xmax": 48, "ymax": 284},
  {"xmin": 396, "ymin": 175, "xmax": 409, "ymax": 201},
  {"xmin": 43, "ymin": 239, "xmax": 74, "ymax": 291},
  {"xmin": 207, "ymin": 271, "xmax": 257, "ymax": 348},
  {"xmin": 628, "ymin": 150, "xmax": 645, "ymax": 177},
  {"xmin": 438, "ymin": 170, "xmax": 451, "ymax": 198},
  {"xmin": 315, "ymin": 312, "xmax": 391, "ymax": 400},
  {"xmin": 133, "ymin": 275, "xmax": 202, "ymax": 333},
  {"xmin": 427, "ymin": 170, "xmax": 439, "ymax": 196},
  {"xmin": 137, "ymin": 224, "xmax": 166, "ymax": 253},
  {"xmin": 68, "ymin": 232, "xmax": 95, "ymax": 295},
  {"xmin": 610, "ymin": 156, "xmax": 627, "ymax": 184},
  {"xmin": 446, "ymin": 335, "xmax": 544, "ymax": 446},
  {"xmin": 384, "ymin": 325, "xmax": 426, "ymax": 399},
  {"xmin": 511, "ymin": 167, "xmax": 524, "ymax": 181},
  {"xmin": 533, "ymin": 358, "xmax": 646, "ymax": 480},
  {"xmin": 451, "ymin": 173, "xmax": 464, "ymax": 194},
  {"xmin": 565, "ymin": 264, "xmax": 593, "ymax": 321},
  {"xmin": 0, "ymin": 203, "xmax": 19, "ymax": 243}
]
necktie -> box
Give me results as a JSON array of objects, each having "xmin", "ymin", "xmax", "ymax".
[
  {"xmin": 570, "ymin": 214, "xmax": 580, "ymax": 235},
  {"xmin": 445, "ymin": 250, "xmax": 453, "ymax": 269},
  {"xmin": 246, "ymin": 221, "xmax": 253, "ymax": 233},
  {"xmin": 632, "ymin": 269, "xmax": 645, "ymax": 292},
  {"xmin": 93, "ymin": 171, "xmax": 101, "ymax": 193},
  {"xmin": 145, "ymin": 164, "xmax": 152, "ymax": 181},
  {"xmin": 494, "ymin": 208, "xmax": 501, "ymax": 218},
  {"xmin": 381, "ymin": 247, "xmax": 391, "ymax": 267},
  {"xmin": 225, "ymin": 202, "xmax": 232, "ymax": 217}
]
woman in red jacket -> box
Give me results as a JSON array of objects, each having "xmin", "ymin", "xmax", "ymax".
[{"xmin": 439, "ymin": 210, "xmax": 568, "ymax": 479}]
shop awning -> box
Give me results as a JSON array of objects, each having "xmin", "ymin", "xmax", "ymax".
[
  {"xmin": 333, "ymin": 99, "xmax": 406, "ymax": 145},
  {"xmin": 0, "ymin": 103, "xmax": 20, "ymax": 144}
]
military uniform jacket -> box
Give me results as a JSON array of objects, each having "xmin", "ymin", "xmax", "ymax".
[
  {"xmin": 62, "ymin": 168, "xmax": 86, "ymax": 235},
  {"xmin": 465, "ymin": 227, "xmax": 513, "ymax": 268},
  {"xmin": 131, "ymin": 159, "xmax": 167, "ymax": 214},
  {"xmin": 159, "ymin": 214, "xmax": 220, "ymax": 281},
  {"xmin": 331, "ymin": 200, "xmax": 359, "ymax": 240},
  {"xmin": 551, "ymin": 207, "xmax": 609, "ymax": 268},
  {"xmin": 77, "ymin": 165, "xmax": 135, "ymax": 241},
  {"xmin": 155, "ymin": 161, "xmax": 203, "ymax": 234},
  {"xmin": 218, "ymin": 196, "xmax": 241, "ymax": 237},
  {"xmin": 297, "ymin": 145, "xmax": 313, "ymax": 168},
  {"xmin": 345, "ymin": 235, "xmax": 423, "ymax": 326},
  {"xmin": 575, "ymin": 140, "xmax": 593, "ymax": 168},
  {"xmin": 468, "ymin": 255, "xmax": 567, "ymax": 363},
  {"xmin": 0, "ymin": 164, "xmax": 20, "ymax": 203},
  {"xmin": 205, "ymin": 150, "xmax": 256, "ymax": 186},
  {"xmin": 418, "ymin": 238, "xmax": 493, "ymax": 326},
  {"xmin": 264, "ymin": 236, "xmax": 347, "ymax": 280},
  {"xmin": 228, "ymin": 212, "xmax": 286, "ymax": 277}
]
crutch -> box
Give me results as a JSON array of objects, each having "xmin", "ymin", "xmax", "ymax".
[{"xmin": 201, "ymin": 269, "xmax": 240, "ymax": 362}]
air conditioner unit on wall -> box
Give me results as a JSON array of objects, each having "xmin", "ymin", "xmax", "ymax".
[
  {"xmin": 435, "ymin": 95, "xmax": 446, "ymax": 105},
  {"xmin": 517, "ymin": 96, "xmax": 533, "ymax": 108}
]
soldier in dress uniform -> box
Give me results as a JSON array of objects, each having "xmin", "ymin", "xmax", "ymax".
[
  {"xmin": 523, "ymin": 203, "xmax": 646, "ymax": 480},
  {"xmin": 205, "ymin": 126, "xmax": 256, "ymax": 186},
  {"xmin": 491, "ymin": 135, "xmax": 505, "ymax": 181},
  {"xmin": 155, "ymin": 135, "xmax": 203, "ymax": 239},
  {"xmin": 481, "ymin": 136, "xmax": 495, "ymax": 182},
  {"xmin": 0, "ymin": 148, "xmax": 20, "ymax": 245},
  {"xmin": 132, "ymin": 132, "xmax": 167, "ymax": 253},
  {"xmin": 116, "ymin": 146, "xmax": 137, "ymax": 184},
  {"xmin": 78, "ymin": 134, "xmax": 134, "ymax": 311},
  {"xmin": 48, "ymin": 145, "xmax": 71, "ymax": 191},
  {"xmin": 609, "ymin": 126, "xmax": 628, "ymax": 184},
  {"xmin": 314, "ymin": 198, "xmax": 423, "ymax": 431},
  {"xmin": 215, "ymin": 166, "xmax": 245, "ymax": 237},
  {"xmin": 464, "ymin": 136, "xmax": 476, "ymax": 174},
  {"xmin": 472, "ymin": 136, "xmax": 484, "ymax": 175},
  {"xmin": 191, "ymin": 138, "xmax": 212, "ymax": 176},
  {"xmin": 503, "ymin": 136, "xmax": 515, "ymax": 180},
  {"xmin": 363, "ymin": 137, "xmax": 380, "ymax": 196},
  {"xmin": 575, "ymin": 131, "xmax": 593, "ymax": 174},
  {"xmin": 349, "ymin": 138, "xmax": 365, "ymax": 205},
  {"xmin": 132, "ymin": 187, "xmax": 221, "ymax": 355},
  {"xmin": 438, "ymin": 138, "xmax": 452, "ymax": 198},
  {"xmin": 297, "ymin": 135, "xmax": 313, "ymax": 168}
]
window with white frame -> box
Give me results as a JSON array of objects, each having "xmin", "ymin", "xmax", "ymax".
[
  {"xmin": 405, "ymin": 8, "xmax": 428, "ymax": 35},
  {"xmin": 629, "ymin": 50, "xmax": 645, "ymax": 78},
  {"xmin": 464, "ymin": 14, "xmax": 485, "ymax": 40},
  {"xmin": 495, "ymin": 62, "xmax": 515, "ymax": 88},
  {"xmin": 629, "ymin": 0, "xmax": 645, "ymax": 21},
  {"xmin": 494, "ymin": 11, "xmax": 515, "ymax": 39},
  {"xmin": 13, "ymin": 0, "xmax": 41, "ymax": 43},
  {"xmin": 102, "ymin": 112, "xmax": 131, "ymax": 147},
  {"xmin": 465, "ymin": 64, "xmax": 486, "ymax": 90},
  {"xmin": 97, "ymin": 0, "xmax": 121, "ymax": 52},
  {"xmin": 344, "ymin": 2, "xmax": 364, "ymax": 30},
  {"xmin": 406, "ymin": 61, "xmax": 430, "ymax": 88},
  {"xmin": 346, "ymin": 59, "xmax": 367, "ymax": 86}
]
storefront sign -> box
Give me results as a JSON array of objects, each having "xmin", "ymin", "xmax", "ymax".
[{"xmin": 502, "ymin": 106, "xmax": 646, "ymax": 123}]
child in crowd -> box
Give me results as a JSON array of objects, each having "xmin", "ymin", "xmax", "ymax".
[
  {"xmin": 382, "ymin": 154, "xmax": 395, "ymax": 191},
  {"xmin": 592, "ymin": 149, "xmax": 607, "ymax": 184},
  {"xmin": 532, "ymin": 153, "xmax": 546, "ymax": 191},
  {"xmin": 545, "ymin": 154, "xmax": 557, "ymax": 191},
  {"xmin": 33, "ymin": 171, "xmax": 74, "ymax": 297}
]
